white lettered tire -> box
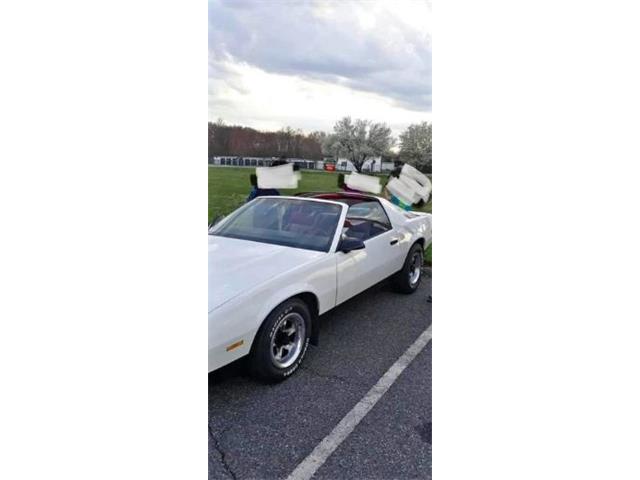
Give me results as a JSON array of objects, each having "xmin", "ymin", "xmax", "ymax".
[{"xmin": 248, "ymin": 298, "xmax": 311, "ymax": 382}]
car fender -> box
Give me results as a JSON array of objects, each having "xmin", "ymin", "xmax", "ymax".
[{"xmin": 254, "ymin": 281, "xmax": 326, "ymax": 348}]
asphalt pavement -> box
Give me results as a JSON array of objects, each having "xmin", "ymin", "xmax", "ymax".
[{"xmin": 209, "ymin": 268, "xmax": 432, "ymax": 480}]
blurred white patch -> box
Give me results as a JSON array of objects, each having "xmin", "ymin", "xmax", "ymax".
[
  {"xmin": 401, "ymin": 164, "xmax": 431, "ymax": 193},
  {"xmin": 345, "ymin": 172, "xmax": 382, "ymax": 194},
  {"xmin": 385, "ymin": 165, "xmax": 432, "ymax": 205},
  {"xmin": 386, "ymin": 177, "xmax": 416, "ymax": 205},
  {"xmin": 257, "ymin": 164, "xmax": 300, "ymax": 189}
]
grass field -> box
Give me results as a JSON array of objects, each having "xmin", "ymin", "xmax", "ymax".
[{"xmin": 208, "ymin": 166, "xmax": 432, "ymax": 264}]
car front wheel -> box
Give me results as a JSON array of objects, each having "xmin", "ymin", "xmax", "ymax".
[{"xmin": 248, "ymin": 298, "xmax": 311, "ymax": 382}]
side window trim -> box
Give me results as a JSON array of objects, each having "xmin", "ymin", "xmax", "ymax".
[
  {"xmin": 343, "ymin": 200, "xmax": 394, "ymax": 242},
  {"xmin": 346, "ymin": 200, "xmax": 393, "ymax": 229}
]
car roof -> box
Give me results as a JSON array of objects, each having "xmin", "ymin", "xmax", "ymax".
[
  {"xmin": 256, "ymin": 195, "xmax": 350, "ymax": 208},
  {"xmin": 295, "ymin": 191, "xmax": 380, "ymax": 204}
]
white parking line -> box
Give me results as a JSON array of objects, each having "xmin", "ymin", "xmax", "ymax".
[{"xmin": 286, "ymin": 325, "xmax": 433, "ymax": 480}]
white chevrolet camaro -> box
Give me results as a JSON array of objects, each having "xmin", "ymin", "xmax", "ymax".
[{"xmin": 208, "ymin": 192, "xmax": 432, "ymax": 382}]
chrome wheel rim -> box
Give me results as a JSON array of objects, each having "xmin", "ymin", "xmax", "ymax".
[
  {"xmin": 270, "ymin": 312, "xmax": 306, "ymax": 369},
  {"xmin": 409, "ymin": 252, "xmax": 422, "ymax": 286}
]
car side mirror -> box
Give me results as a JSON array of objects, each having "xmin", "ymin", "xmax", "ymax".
[{"xmin": 339, "ymin": 237, "xmax": 365, "ymax": 253}]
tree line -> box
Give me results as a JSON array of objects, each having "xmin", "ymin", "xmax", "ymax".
[
  {"xmin": 208, "ymin": 121, "xmax": 323, "ymax": 160},
  {"xmin": 209, "ymin": 117, "xmax": 432, "ymax": 173}
]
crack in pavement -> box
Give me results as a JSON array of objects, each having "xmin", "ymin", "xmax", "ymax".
[{"xmin": 209, "ymin": 424, "xmax": 237, "ymax": 480}]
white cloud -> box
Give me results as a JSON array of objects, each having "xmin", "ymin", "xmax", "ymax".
[{"xmin": 209, "ymin": 0, "xmax": 431, "ymax": 137}]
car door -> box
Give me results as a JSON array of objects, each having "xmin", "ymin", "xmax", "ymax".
[{"xmin": 335, "ymin": 200, "xmax": 404, "ymax": 304}]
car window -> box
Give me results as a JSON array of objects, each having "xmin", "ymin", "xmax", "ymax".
[
  {"xmin": 343, "ymin": 201, "xmax": 392, "ymax": 241},
  {"xmin": 210, "ymin": 198, "xmax": 342, "ymax": 252}
]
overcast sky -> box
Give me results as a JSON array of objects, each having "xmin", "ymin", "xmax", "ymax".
[{"xmin": 208, "ymin": 0, "xmax": 432, "ymax": 138}]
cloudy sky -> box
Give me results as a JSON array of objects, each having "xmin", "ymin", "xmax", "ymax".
[{"xmin": 209, "ymin": 0, "xmax": 431, "ymax": 138}]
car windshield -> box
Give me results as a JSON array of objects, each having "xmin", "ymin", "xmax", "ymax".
[{"xmin": 209, "ymin": 198, "xmax": 342, "ymax": 252}]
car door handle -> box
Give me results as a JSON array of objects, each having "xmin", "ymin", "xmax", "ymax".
[{"xmin": 390, "ymin": 238, "xmax": 399, "ymax": 245}]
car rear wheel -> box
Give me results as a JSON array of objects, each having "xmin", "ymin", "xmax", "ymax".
[
  {"xmin": 392, "ymin": 243, "xmax": 424, "ymax": 294},
  {"xmin": 248, "ymin": 298, "xmax": 311, "ymax": 382}
]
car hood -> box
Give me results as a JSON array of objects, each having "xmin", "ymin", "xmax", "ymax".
[{"xmin": 208, "ymin": 235, "xmax": 324, "ymax": 312}]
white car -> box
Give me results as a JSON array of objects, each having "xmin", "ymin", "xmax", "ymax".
[{"xmin": 208, "ymin": 192, "xmax": 432, "ymax": 382}]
